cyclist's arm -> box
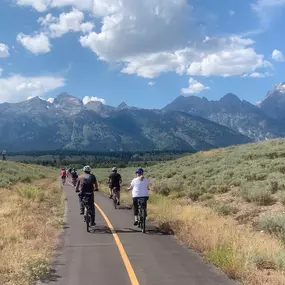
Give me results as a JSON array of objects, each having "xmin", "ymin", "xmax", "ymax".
[
  {"xmin": 119, "ymin": 174, "xmax": 122, "ymax": 184},
  {"xmin": 93, "ymin": 175, "xmax": 99, "ymax": 190},
  {"xmin": 127, "ymin": 179, "xmax": 135, "ymax": 190}
]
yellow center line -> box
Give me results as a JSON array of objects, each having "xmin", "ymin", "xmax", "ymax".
[{"xmin": 95, "ymin": 203, "xmax": 140, "ymax": 285}]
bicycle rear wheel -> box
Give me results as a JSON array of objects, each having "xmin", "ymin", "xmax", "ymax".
[
  {"xmin": 113, "ymin": 195, "xmax": 117, "ymax": 209},
  {"xmin": 85, "ymin": 206, "xmax": 90, "ymax": 232},
  {"xmin": 141, "ymin": 208, "xmax": 146, "ymax": 233}
]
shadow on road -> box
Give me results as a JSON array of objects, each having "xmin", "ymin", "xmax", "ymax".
[
  {"xmin": 89, "ymin": 225, "xmax": 172, "ymax": 236},
  {"xmin": 117, "ymin": 205, "xmax": 132, "ymax": 210}
]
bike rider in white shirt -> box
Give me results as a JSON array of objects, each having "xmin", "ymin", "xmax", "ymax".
[{"xmin": 127, "ymin": 167, "xmax": 149, "ymax": 225}]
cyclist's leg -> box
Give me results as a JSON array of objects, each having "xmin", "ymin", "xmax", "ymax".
[
  {"xmin": 78, "ymin": 193, "xmax": 84, "ymax": 215},
  {"xmin": 117, "ymin": 188, "xmax": 121, "ymax": 205},
  {"xmin": 89, "ymin": 194, "xmax": 95, "ymax": 225},
  {"xmin": 109, "ymin": 186, "xmax": 113, "ymax": 198},
  {"xmin": 133, "ymin": 197, "xmax": 139, "ymax": 225},
  {"xmin": 143, "ymin": 196, "xmax": 149, "ymax": 216}
]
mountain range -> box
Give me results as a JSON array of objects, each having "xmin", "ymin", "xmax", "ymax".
[{"xmin": 1, "ymin": 83, "xmax": 285, "ymax": 152}]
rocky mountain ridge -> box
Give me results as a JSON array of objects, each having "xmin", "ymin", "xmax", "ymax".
[{"xmin": 1, "ymin": 83, "xmax": 285, "ymax": 152}]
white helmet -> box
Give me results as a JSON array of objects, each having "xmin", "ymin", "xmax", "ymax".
[
  {"xmin": 83, "ymin": 165, "xmax": 91, "ymax": 172},
  {"xmin": 112, "ymin": 167, "xmax": 117, "ymax": 172}
]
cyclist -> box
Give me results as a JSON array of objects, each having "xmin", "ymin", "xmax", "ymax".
[
  {"xmin": 127, "ymin": 167, "xmax": 149, "ymax": 225},
  {"xmin": 108, "ymin": 167, "xmax": 122, "ymax": 205},
  {"xmin": 68, "ymin": 167, "xmax": 72, "ymax": 177},
  {"xmin": 75, "ymin": 165, "xmax": 98, "ymax": 226},
  {"xmin": 61, "ymin": 168, "xmax": 67, "ymax": 184},
  {"xmin": 71, "ymin": 168, "xmax": 78, "ymax": 186}
]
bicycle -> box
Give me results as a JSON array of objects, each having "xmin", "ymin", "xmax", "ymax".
[
  {"xmin": 137, "ymin": 198, "xmax": 147, "ymax": 233},
  {"xmin": 82, "ymin": 194, "xmax": 92, "ymax": 232},
  {"xmin": 72, "ymin": 177, "xmax": 77, "ymax": 186},
  {"xmin": 112, "ymin": 187, "xmax": 119, "ymax": 209}
]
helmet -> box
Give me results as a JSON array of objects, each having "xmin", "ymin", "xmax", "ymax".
[
  {"xmin": 83, "ymin": 165, "xmax": 91, "ymax": 172},
  {"xmin": 135, "ymin": 167, "xmax": 144, "ymax": 175},
  {"xmin": 112, "ymin": 167, "xmax": 117, "ymax": 172}
]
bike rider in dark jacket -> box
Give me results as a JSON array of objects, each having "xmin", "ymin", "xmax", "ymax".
[
  {"xmin": 75, "ymin": 165, "xmax": 98, "ymax": 226},
  {"xmin": 108, "ymin": 167, "xmax": 122, "ymax": 205}
]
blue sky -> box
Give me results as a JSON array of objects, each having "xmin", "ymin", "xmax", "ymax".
[{"xmin": 0, "ymin": 0, "xmax": 284, "ymax": 109}]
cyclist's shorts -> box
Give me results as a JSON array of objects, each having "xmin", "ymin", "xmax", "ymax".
[{"xmin": 112, "ymin": 186, "xmax": 120, "ymax": 192}]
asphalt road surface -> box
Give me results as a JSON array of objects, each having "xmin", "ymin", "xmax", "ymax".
[{"xmin": 38, "ymin": 181, "xmax": 238, "ymax": 285}]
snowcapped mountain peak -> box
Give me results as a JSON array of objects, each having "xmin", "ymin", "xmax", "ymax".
[{"xmin": 266, "ymin": 82, "xmax": 285, "ymax": 98}]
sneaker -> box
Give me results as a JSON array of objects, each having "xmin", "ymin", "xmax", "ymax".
[
  {"xmin": 133, "ymin": 215, "xmax": 138, "ymax": 226},
  {"xmin": 91, "ymin": 222, "xmax": 96, "ymax": 226},
  {"xmin": 117, "ymin": 201, "xmax": 120, "ymax": 206},
  {"xmin": 109, "ymin": 194, "xmax": 113, "ymax": 199}
]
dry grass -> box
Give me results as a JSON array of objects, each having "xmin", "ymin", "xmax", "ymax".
[
  {"xmin": 0, "ymin": 161, "xmax": 63, "ymax": 285},
  {"xmin": 147, "ymin": 195, "xmax": 285, "ymax": 285}
]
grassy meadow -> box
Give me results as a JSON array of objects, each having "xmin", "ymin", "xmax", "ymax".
[
  {"xmin": 96, "ymin": 139, "xmax": 285, "ymax": 285},
  {"xmin": 0, "ymin": 161, "xmax": 64, "ymax": 285}
]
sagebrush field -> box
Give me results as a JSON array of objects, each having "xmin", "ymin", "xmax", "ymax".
[{"xmin": 97, "ymin": 139, "xmax": 285, "ymax": 285}]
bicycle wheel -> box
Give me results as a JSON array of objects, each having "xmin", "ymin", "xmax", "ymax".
[
  {"xmin": 141, "ymin": 208, "xmax": 146, "ymax": 233},
  {"xmin": 137, "ymin": 208, "xmax": 142, "ymax": 228},
  {"xmin": 113, "ymin": 195, "xmax": 117, "ymax": 209},
  {"xmin": 85, "ymin": 206, "xmax": 90, "ymax": 232}
]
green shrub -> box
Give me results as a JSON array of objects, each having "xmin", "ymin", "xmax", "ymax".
[
  {"xmin": 207, "ymin": 202, "xmax": 239, "ymax": 216},
  {"xmin": 251, "ymin": 253, "xmax": 276, "ymax": 269},
  {"xmin": 151, "ymin": 182, "xmax": 171, "ymax": 196},
  {"xmin": 187, "ymin": 189, "xmax": 203, "ymax": 201},
  {"xmin": 206, "ymin": 246, "xmax": 241, "ymax": 279},
  {"xmin": 209, "ymin": 185, "xmax": 229, "ymax": 194},
  {"xmin": 241, "ymin": 183, "xmax": 274, "ymax": 205},
  {"xmin": 199, "ymin": 193, "xmax": 214, "ymax": 201},
  {"xmin": 279, "ymin": 191, "xmax": 285, "ymax": 205},
  {"xmin": 270, "ymin": 181, "xmax": 279, "ymax": 193},
  {"xmin": 17, "ymin": 186, "xmax": 41, "ymax": 200},
  {"xmin": 275, "ymin": 251, "xmax": 285, "ymax": 270},
  {"xmin": 257, "ymin": 213, "xmax": 285, "ymax": 236}
]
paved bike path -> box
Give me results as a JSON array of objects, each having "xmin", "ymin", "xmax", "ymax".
[{"xmin": 40, "ymin": 182, "xmax": 238, "ymax": 285}]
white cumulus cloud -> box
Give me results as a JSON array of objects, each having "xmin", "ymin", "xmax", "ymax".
[
  {"xmin": 17, "ymin": 33, "xmax": 51, "ymax": 54},
  {"xmin": 78, "ymin": 0, "xmax": 271, "ymax": 79},
  {"xmin": 0, "ymin": 43, "xmax": 10, "ymax": 58},
  {"xmin": 16, "ymin": 0, "xmax": 50, "ymax": 12},
  {"xmin": 82, "ymin": 96, "xmax": 105, "ymax": 105},
  {"xmin": 252, "ymin": 0, "xmax": 285, "ymax": 25},
  {"xmin": 38, "ymin": 8, "xmax": 94, "ymax": 38},
  {"xmin": 0, "ymin": 75, "xmax": 65, "ymax": 103},
  {"xmin": 14, "ymin": 0, "xmax": 272, "ymax": 80},
  {"xmin": 181, "ymin": 78, "xmax": 209, "ymax": 95},
  {"xmin": 148, "ymin": 81, "xmax": 155, "ymax": 86},
  {"xmin": 272, "ymin": 49, "xmax": 285, "ymax": 62},
  {"xmin": 16, "ymin": 0, "xmax": 95, "ymax": 12}
]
